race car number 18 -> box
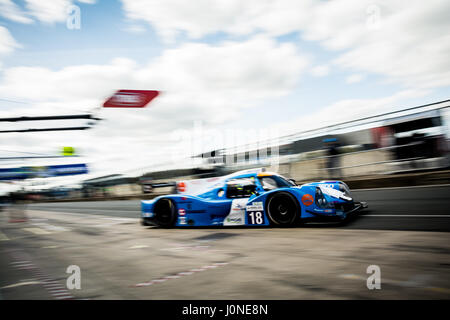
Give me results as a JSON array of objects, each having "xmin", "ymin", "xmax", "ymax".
[{"xmin": 248, "ymin": 212, "xmax": 264, "ymax": 224}]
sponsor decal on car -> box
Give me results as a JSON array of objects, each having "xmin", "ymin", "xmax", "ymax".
[
  {"xmin": 178, "ymin": 208, "xmax": 186, "ymax": 216},
  {"xmin": 301, "ymin": 194, "xmax": 314, "ymax": 206},
  {"xmin": 246, "ymin": 202, "xmax": 263, "ymax": 211},
  {"xmin": 224, "ymin": 199, "xmax": 247, "ymax": 226},
  {"xmin": 178, "ymin": 217, "xmax": 187, "ymax": 225},
  {"xmin": 232, "ymin": 202, "xmax": 245, "ymax": 211},
  {"xmin": 226, "ymin": 217, "xmax": 242, "ymax": 224}
]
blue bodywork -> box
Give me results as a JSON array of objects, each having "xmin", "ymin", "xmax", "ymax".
[{"xmin": 140, "ymin": 169, "xmax": 367, "ymax": 227}]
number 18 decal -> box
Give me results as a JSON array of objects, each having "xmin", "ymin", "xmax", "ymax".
[{"xmin": 248, "ymin": 211, "xmax": 264, "ymax": 224}]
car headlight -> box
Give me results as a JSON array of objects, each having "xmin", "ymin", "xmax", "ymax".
[
  {"xmin": 340, "ymin": 195, "xmax": 353, "ymax": 201},
  {"xmin": 315, "ymin": 187, "xmax": 334, "ymax": 208},
  {"xmin": 338, "ymin": 183, "xmax": 353, "ymax": 200}
]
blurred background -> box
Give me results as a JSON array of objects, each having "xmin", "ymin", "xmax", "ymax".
[
  {"xmin": 2, "ymin": 99, "xmax": 449, "ymax": 202},
  {"xmin": 0, "ymin": 0, "xmax": 449, "ymax": 203},
  {"xmin": 0, "ymin": 0, "xmax": 449, "ymax": 300}
]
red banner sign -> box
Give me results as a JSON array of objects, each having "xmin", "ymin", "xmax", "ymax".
[{"xmin": 103, "ymin": 90, "xmax": 159, "ymax": 108}]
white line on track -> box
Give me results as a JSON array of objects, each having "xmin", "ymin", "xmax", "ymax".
[
  {"xmin": 48, "ymin": 289, "xmax": 67, "ymax": 293},
  {"xmin": 353, "ymin": 183, "xmax": 450, "ymax": 191},
  {"xmin": 1, "ymin": 281, "xmax": 42, "ymax": 289},
  {"xmin": 31, "ymin": 223, "xmax": 68, "ymax": 232},
  {"xmin": 52, "ymin": 291, "xmax": 72, "ymax": 296},
  {"xmin": 363, "ymin": 214, "xmax": 450, "ymax": 217},
  {"xmin": 22, "ymin": 228, "xmax": 51, "ymax": 235},
  {"xmin": 7, "ymin": 250, "xmax": 75, "ymax": 300},
  {"xmin": 44, "ymin": 284, "xmax": 64, "ymax": 289},
  {"xmin": 30, "ymin": 207, "xmax": 130, "ymax": 212},
  {"xmin": 129, "ymin": 245, "xmax": 149, "ymax": 249},
  {"xmin": 338, "ymin": 274, "xmax": 450, "ymax": 293},
  {"xmin": 54, "ymin": 295, "xmax": 74, "ymax": 300},
  {"xmin": 9, "ymin": 261, "xmax": 31, "ymax": 265},
  {"xmin": 0, "ymin": 231, "xmax": 9, "ymax": 241},
  {"xmin": 27, "ymin": 210, "xmax": 138, "ymax": 222},
  {"xmin": 134, "ymin": 262, "xmax": 229, "ymax": 287}
]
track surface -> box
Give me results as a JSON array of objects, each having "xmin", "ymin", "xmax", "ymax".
[
  {"xmin": 26, "ymin": 185, "xmax": 450, "ymax": 232},
  {"xmin": 0, "ymin": 185, "xmax": 449, "ymax": 300}
]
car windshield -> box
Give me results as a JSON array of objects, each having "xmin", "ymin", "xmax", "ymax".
[
  {"xmin": 226, "ymin": 178, "xmax": 258, "ymax": 198},
  {"xmin": 258, "ymin": 175, "xmax": 295, "ymax": 191}
]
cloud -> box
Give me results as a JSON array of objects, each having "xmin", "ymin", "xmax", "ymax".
[
  {"xmin": 120, "ymin": 0, "xmax": 450, "ymax": 89},
  {"xmin": 120, "ymin": 0, "xmax": 310, "ymax": 41},
  {"xmin": 25, "ymin": 0, "xmax": 72, "ymax": 23},
  {"xmin": 310, "ymin": 65, "xmax": 329, "ymax": 77},
  {"xmin": 0, "ymin": 0, "xmax": 96, "ymax": 24},
  {"xmin": 302, "ymin": 1, "xmax": 450, "ymax": 89},
  {"xmin": 346, "ymin": 74, "xmax": 364, "ymax": 84},
  {"xmin": 123, "ymin": 24, "xmax": 147, "ymax": 34},
  {"xmin": 0, "ymin": 36, "xmax": 307, "ymax": 112},
  {"xmin": 271, "ymin": 88, "xmax": 432, "ymax": 137},
  {"xmin": 2, "ymin": 0, "xmax": 448, "ymax": 177},
  {"xmin": 0, "ymin": 26, "xmax": 19, "ymax": 55},
  {"xmin": 0, "ymin": 0, "xmax": 33, "ymax": 23},
  {"xmin": 0, "ymin": 26, "xmax": 19, "ymax": 82},
  {"xmin": 0, "ymin": 36, "xmax": 308, "ymax": 174},
  {"xmin": 320, "ymin": 0, "xmax": 450, "ymax": 89}
]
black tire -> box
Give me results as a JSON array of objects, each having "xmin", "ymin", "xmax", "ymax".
[
  {"xmin": 153, "ymin": 198, "xmax": 177, "ymax": 228},
  {"xmin": 266, "ymin": 192, "xmax": 300, "ymax": 226}
]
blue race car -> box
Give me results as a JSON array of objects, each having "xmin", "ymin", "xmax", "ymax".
[{"xmin": 140, "ymin": 168, "xmax": 367, "ymax": 228}]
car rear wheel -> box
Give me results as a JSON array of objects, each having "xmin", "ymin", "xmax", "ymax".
[
  {"xmin": 153, "ymin": 198, "xmax": 176, "ymax": 228},
  {"xmin": 266, "ymin": 192, "xmax": 300, "ymax": 226}
]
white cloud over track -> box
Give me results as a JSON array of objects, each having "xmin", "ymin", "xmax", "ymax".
[
  {"xmin": 0, "ymin": 0, "xmax": 448, "ymax": 178},
  {"xmin": 121, "ymin": 0, "xmax": 450, "ymax": 89},
  {"xmin": 0, "ymin": 36, "xmax": 308, "ymax": 174}
]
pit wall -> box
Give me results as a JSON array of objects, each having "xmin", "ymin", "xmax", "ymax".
[
  {"xmin": 66, "ymin": 148, "xmax": 447, "ymax": 200},
  {"xmin": 109, "ymin": 149, "xmax": 394, "ymax": 196},
  {"xmin": 268, "ymin": 148, "xmax": 393, "ymax": 181}
]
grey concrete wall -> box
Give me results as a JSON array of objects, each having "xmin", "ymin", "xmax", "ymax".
[
  {"xmin": 101, "ymin": 149, "xmax": 397, "ymax": 196},
  {"xmin": 340, "ymin": 149, "xmax": 393, "ymax": 177},
  {"xmin": 267, "ymin": 149, "xmax": 394, "ymax": 181}
]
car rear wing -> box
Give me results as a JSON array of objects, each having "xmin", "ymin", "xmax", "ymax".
[{"xmin": 175, "ymin": 176, "xmax": 225, "ymax": 195}]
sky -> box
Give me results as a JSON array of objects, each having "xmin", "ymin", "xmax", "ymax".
[{"xmin": 0, "ymin": 0, "xmax": 449, "ymax": 185}]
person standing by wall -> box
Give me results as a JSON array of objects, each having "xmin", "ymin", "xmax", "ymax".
[{"xmin": 323, "ymin": 138, "xmax": 341, "ymax": 179}]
